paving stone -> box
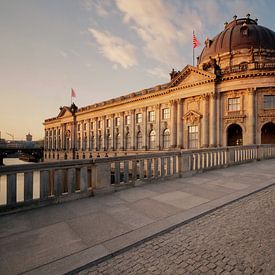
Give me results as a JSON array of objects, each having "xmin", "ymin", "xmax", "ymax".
[{"xmin": 80, "ymin": 186, "xmax": 275, "ymax": 274}]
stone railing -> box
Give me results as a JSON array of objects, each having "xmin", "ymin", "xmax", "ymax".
[{"xmin": 0, "ymin": 145, "xmax": 274, "ymax": 213}]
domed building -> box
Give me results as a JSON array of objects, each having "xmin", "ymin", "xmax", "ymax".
[{"xmin": 44, "ymin": 15, "xmax": 275, "ymax": 161}]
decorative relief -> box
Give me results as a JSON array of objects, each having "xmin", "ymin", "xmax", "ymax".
[{"xmin": 183, "ymin": 110, "xmax": 202, "ymax": 125}]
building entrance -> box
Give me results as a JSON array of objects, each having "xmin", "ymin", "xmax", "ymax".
[
  {"xmin": 261, "ymin": 122, "xmax": 275, "ymax": 144},
  {"xmin": 227, "ymin": 124, "xmax": 243, "ymax": 146}
]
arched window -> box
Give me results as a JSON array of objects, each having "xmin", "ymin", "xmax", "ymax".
[
  {"xmin": 163, "ymin": 129, "xmax": 170, "ymax": 149},
  {"xmin": 149, "ymin": 130, "xmax": 156, "ymax": 150},
  {"xmin": 125, "ymin": 132, "xmax": 131, "ymax": 150},
  {"xmin": 107, "ymin": 134, "xmax": 112, "ymax": 150},
  {"xmin": 116, "ymin": 133, "xmax": 121, "ymax": 150},
  {"xmin": 77, "ymin": 134, "xmax": 81, "ymax": 150},
  {"xmin": 90, "ymin": 135, "xmax": 95, "ymax": 150},
  {"xmin": 137, "ymin": 131, "xmax": 142, "ymax": 150},
  {"xmin": 98, "ymin": 132, "xmax": 102, "ymax": 150}
]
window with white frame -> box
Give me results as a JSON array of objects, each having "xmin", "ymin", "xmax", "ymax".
[
  {"xmin": 188, "ymin": 125, "xmax": 199, "ymax": 149},
  {"xmin": 136, "ymin": 113, "xmax": 142, "ymax": 123},
  {"xmin": 106, "ymin": 119, "xmax": 111, "ymax": 128},
  {"xmin": 149, "ymin": 111, "xmax": 155, "ymax": 122},
  {"xmin": 125, "ymin": 115, "xmax": 131, "ymax": 125},
  {"xmin": 228, "ymin": 97, "xmax": 240, "ymax": 111},
  {"xmin": 162, "ymin": 108, "xmax": 170, "ymax": 119},
  {"xmin": 264, "ymin": 95, "xmax": 275, "ymax": 109},
  {"xmin": 115, "ymin": 117, "xmax": 120, "ymax": 126}
]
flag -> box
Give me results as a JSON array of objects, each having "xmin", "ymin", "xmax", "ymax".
[
  {"xmin": 193, "ymin": 32, "xmax": 200, "ymax": 48},
  {"xmin": 71, "ymin": 88, "xmax": 76, "ymax": 98}
]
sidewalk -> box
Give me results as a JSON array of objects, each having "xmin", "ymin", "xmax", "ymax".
[{"xmin": 0, "ymin": 159, "xmax": 274, "ymax": 275}]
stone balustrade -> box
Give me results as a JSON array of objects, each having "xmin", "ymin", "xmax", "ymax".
[{"xmin": 0, "ymin": 145, "xmax": 274, "ymax": 213}]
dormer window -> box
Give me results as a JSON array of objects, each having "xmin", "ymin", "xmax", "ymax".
[{"xmin": 241, "ymin": 25, "xmax": 249, "ymax": 36}]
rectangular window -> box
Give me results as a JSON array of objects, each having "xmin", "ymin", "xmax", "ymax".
[
  {"xmin": 98, "ymin": 120, "xmax": 102, "ymax": 128},
  {"xmin": 162, "ymin": 108, "xmax": 170, "ymax": 119},
  {"xmin": 188, "ymin": 125, "xmax": 198, "ymax": 149},
  {"xmin": 106, "ymin": 119, "xmax": 111, "ymax": 128},
  {"xmin": 115, "ymin": 117, "xmax": 120, "ymax": 126},
  {"xmin": 149, "ymin": 111, "xmax": 155, "ymax": 122},
  {"xmin": 264, "ymin": 95, "xmax": 275, "ymax": 109},
  {"xmin": 77, "ymin": 124, "xmax": 81, "ymax": 131},
  {"xmin": 125, "ymin": 115, "xmax": 131, "ymax": 125},
  {"xmin": 136, "ymin": 113, "xmax": 142, "ymax": 123},
  {"xmin": 90, "ymin": 122, "xmax": 93, "ymax": 129},
  {"xmin": 83, "ymin": 123, "xmax": 86, "ymax": 131},
  {"xmin": 228, "ymin": 97, "xmax": 240, "ymax": 111}
]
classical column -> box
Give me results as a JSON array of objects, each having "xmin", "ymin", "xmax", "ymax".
[
  {"xmin": 120, "ymin": 112, "xmax": 124, "ymax": 150},
  {"xmin": 94, "ymin": 118, "xmax": 98, "ymax": 150},
  {"xmin": 131, "ymin": 110, "xmax": 135, "ymax": 150},
  {"xmin": 216, "ymin": 93, "xmax": 221, "ymax": 147},
  {"xmin": 176, "ymin": 99, "xmax": 183, "ymax": 149},
  {"xmin": 155, "ymin": 104, "xmax": 161, "ymax": 150},
  {"xmin": 247, "ymin": 88, "xmax": 255, "ymax": 144},
  {"xmin": 87, "ymin": 119, "xmax": 91, "ymax": 151},
  {"xmin": 170, "ymin": 100, "xmax": 177, "ymax": 148},
  {"xmin": 81, "ymin": 121, "xmax": 84, "ymax": 150},
  {"xmin": 209, "ymin": 92, "xmax": 217, "ymax": 147},
  {"xmin": 142, "ymin": 107, "xmax": 147, "ymax": 150},
  {"xmin": 111, "ymin": 114, "xmax": 115, "ymax": 150},
  {"xmin": 102, "ymin": 116, "xmax": 106, "ymax": 150},
  {"xmin": 201, "ymin": 94, "xmax": 209, "ymax": 148}
]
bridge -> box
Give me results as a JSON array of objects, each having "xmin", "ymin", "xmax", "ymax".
[
  {"xmin": 0, "ymin": 145, "xmax": 274, "ymax": 274},
  {"xmin": 0, "ymin": 147, "xmax": 44, "ymax": 165}
]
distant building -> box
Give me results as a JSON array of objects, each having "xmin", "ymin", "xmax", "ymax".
[
  {"xmin": 26, "ymin": 133, "xmax": 32, "ymax": 142},
  {"xmin": 44, "ymin": 15, "xmax": 275, "ymax": 161}
]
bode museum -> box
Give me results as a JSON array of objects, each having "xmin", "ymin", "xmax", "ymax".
[{"xmin": 44, "ymin": 15, "xmax": 275, "ymax": 161}]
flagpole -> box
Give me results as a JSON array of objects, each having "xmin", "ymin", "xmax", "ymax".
[{"xmin": 193, "ymin": 30, "xmax": 195, "ymax": 67}]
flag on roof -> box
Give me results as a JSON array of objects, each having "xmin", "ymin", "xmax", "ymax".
[{"xmin": 193, "ymin": 32, "xmax": 200, "ymax": 48}]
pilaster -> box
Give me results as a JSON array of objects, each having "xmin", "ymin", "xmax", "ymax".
[
  {"xmin": 176, "ymin": 99, "xmax": 183, "ymax": 149},
  {"xmin": 209, "ymin": 92, "xmax": 217, "ymax": 147}
]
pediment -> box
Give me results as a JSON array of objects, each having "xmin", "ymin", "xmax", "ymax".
[
  {"xmin": 183, "ymin": 110, "xmax": 202, "ymax": 125},
  {"xmin": 168, "ymin": 65, "xmax": 216, "ymax": 88},
  {"xmin": 57, "ymin": 107, "xmax": 73, "ymax": 118}
]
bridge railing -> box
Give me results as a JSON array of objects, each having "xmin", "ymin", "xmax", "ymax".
[{"xmin": 0, "ymin": 144, "xmax": 274, "ymax": 213}]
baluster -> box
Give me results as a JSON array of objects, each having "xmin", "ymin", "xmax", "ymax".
[
  {"xmin": 80, "ymin": 166, "xmax": 88, "ymax": 191},
  {"xmin": 68, "ymin": 168, "xmax": 76, "ymax": 193},
  {"xmin": 54, "ymin": 169, "xmax": 63, "ymax": 196},
  {"xmin": 173, "ymin": 155, "xmax": 177, "ymax": 174},
  {"xmin": 124, "ymin": 160, "xmax": 129, "ymax": 183},
  {"xmin": 147, "ymin": 159, "xmax": 152, "ymax": 179},
  {"xmin": 139, "ymin": 159, "xmax": 144, "ymax": 180},
  {"xmin": 16, "ymin": 173, "xmax": 24, "ymax": 202},
  {"xmin": 154, "ymin": 158, "xmax": 158, "ymax": 178},
  {"xmin": 132, "ymin": 160, "xmax": 137, "ymax": 183},
  {"xmin": 167, "ymin": 157, "xmax": 171, "ymax": 175},
  {"xmin": 24, "ymin": 172, "xmax": 33, "ymax": 202},
  {"xmin": 0, "ymin": 175, "xmax": 7, "ymax": 205},
  {"xmin": 7, "ymin": 174, "xmax": 16, "ymax": 206},
  {"xmin": 161, "ymin": 157, "xmax": 165, "ymax": 177},
  {"xmin": 115, "ymin": 161, "xmax": 120, "ymax": 184},
  {"xmin": 33, "ymin": 171, "xmax": 40, "ymax": 199},
  {"xmin": 40, "ymin": 170, "xmax": 49, "ymax": 199}
]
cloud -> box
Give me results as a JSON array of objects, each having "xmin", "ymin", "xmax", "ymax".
[
  {"xmin": 59, "ymin": 51, "xmax": 68, "ymax": 59},
  {"xmin": 82, "ymin": 0, "xmax": 110, "ymax": 16},
  {"xmin": 147, "ymin": 67, "xmax": 169, "ymax": 80},
  {"xmin": 115, "ymin": 0, "xmax": 203, "ymax": 67},
  {"xmin": 89, "ymin": 28, "xmax": 138, "ymax": 69}
]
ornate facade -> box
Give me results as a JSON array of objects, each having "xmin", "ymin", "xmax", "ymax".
[{"xmin": 44, "ymin": 15, "xmax": 275, "ymax": 161}]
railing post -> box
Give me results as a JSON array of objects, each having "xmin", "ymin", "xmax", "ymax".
[{"xmin": 92, "ymin": 161, "xmax": 111, "ymax": 189}]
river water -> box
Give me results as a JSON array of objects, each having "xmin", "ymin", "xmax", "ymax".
[{"xmin": 3, "ymin": 158, "xmax": 32, "ymax": 166}]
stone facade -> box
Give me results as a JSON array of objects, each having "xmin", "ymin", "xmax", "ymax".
[{"xmin": 44, "ymin": 16, "xmax": 275, "ymax": 161}]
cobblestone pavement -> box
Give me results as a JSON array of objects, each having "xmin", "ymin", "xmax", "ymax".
[{"xmin": 79, "ymin": 185, "xmax": 275, "ymax": 275}]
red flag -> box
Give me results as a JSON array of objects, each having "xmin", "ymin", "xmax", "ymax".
[
  {"xmin": 193, "ymin": 32, "xmax": 200, "ymax": 48},
  {"xmin": 71, "ymin": 88, "xmax": 76, "ymax": 98}
]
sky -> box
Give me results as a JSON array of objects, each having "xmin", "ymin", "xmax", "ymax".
[{"xmin": 0, "ymin": 0, "xmax": 274, "ymax": 141}]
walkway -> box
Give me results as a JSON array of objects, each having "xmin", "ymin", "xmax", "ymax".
[{"xmin": 0, "ymin": 159, "xmax": 274, "ymax": 274}]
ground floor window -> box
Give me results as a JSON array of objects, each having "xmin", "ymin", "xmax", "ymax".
[
  {"xmin": 116, "ymin": 134, "xmax": 121, "ymax": 150},
  {"xmin": 163, "ymin": 129, "xmax": 170, "ymax": 149},
  {"xmin": 107, "ymin": 135, "xmax": 112, "ymax": 150},
  {"xmin": 137, "ymin": 131, "xmax": 142, "ymax": 150},
  {"xmin": 149, "ymin": 130, "xmax": 156, "ymax": 149},
  {"xmin": 188, "ymin": 125, "xmax": 198, "ymax": 149},
  {"xmin": 125, "ymin": 133, "xmax": 131, "ymax": 149}
]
